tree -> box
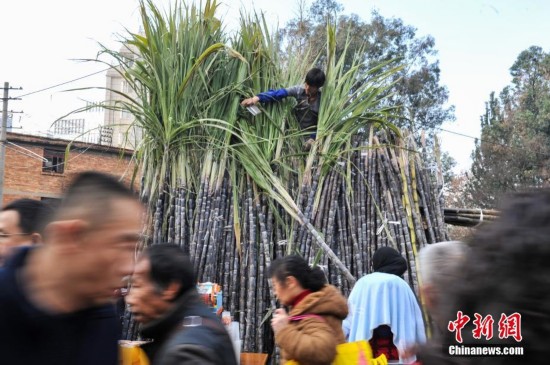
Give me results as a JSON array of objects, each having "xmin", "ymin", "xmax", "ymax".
[
  {"xmin": 466, "ymin": 46, "xmax": 550, "ymax": 208},
  {"xmin": 279, "ymin": 2, "xmax": 455, "ymax": 135}
]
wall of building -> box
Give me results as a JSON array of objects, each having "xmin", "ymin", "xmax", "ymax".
[
  {"xmin": 2, "ymin": 132, "xmax": 136, "ymax": 205},
  {"xmin": 104, "ymin": 44, "xmax": 141, "ymax": 149}
]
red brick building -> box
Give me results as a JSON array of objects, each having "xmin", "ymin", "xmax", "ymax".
[{"xmin": 2, "ymin": 132, "xmax": 137, "ymax": 205}]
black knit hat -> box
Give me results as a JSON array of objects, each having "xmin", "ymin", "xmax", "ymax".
[{"xmin": 372, "ymin": 246, "xmax": 407, "ymax": 276}]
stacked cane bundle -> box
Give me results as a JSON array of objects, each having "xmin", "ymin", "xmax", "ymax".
[{"xmin": 105, "ymin": 1, "xmax": 449, "ymax": 354}]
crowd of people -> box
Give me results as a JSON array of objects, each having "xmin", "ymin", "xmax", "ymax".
[{"xmin": 0, "ymin": 169, "xmax": 548, "ymax": 365}]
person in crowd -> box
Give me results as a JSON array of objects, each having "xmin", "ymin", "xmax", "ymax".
[
  {"xmin": 126, "ymin": 244, "xmax": 236, "ymax": 365},
  {"xmin": 343, "ymin": 246, "xmax": 426, "ymax": 361},
  {"xmin": 0, "ymin": 171, "xmax": 144, "ymax": 365},
  {"xmin": 241, "ymin": 68, "xmax": 325, "ymax": 149},
  {"xmin": 268, "ymin": 254, "xmax": 348, "ymax": 365},
  {"xmin": 418, "ymin": 241, "xmax": 467, "ymax": 333},
  {"xmin": 420, "ymin": 190, "xmax": 550, "ymax": 364},
  {"xmin": 0, "ymin": 198, "xmax": 53, "ymax": 266}
]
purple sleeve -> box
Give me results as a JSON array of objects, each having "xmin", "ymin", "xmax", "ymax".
[{"xmin": 257, "ymin": 88, "xmax": 289, "ymax": 103}]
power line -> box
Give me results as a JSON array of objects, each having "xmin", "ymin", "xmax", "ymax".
[
  {"xmin": 437, "ymin": 126, "xmax": 550, "ymax": 159},
  {"xmin": 436, "ymin": 127, "xmax": 480, "ymax": 142},
  {"xmin": 3, "ymin": 141, "xmax": 102, "ymax": 172},
  {"xmin": 14, "ymin": 68, "xmax": 110, "ymax": 98}
]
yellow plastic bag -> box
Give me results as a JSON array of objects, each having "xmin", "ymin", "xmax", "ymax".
[
  {"xmin": 285, "ymin": 340, "xmax": 388, "ymax": 365},
  {"xmin": 119, "ymin": 341, "xmax": 150, "ymax": 365}
]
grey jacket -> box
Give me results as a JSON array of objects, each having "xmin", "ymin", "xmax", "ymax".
[
  {"xmin": 140, "ymin": 290, "xmax": 237, "ymax": 365},
  {"xmin": 285, "ymin": 85, "xmax": 321, "ymax": 131}
]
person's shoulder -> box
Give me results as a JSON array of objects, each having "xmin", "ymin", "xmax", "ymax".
[
  {"xmin": 0, "ymin": 268, "xmax": 11, "ymax": 303},
  {"xmin": 0, "ymin": 254, "xmax": 23, "ymax": 301},
  {"xmin": 164, "ymin": 321, "xmax": 234, "ymax": 365},
  {"xmin": 354, "ymin": 272, "xmax": 384, "ymax": 284},
  {"xmin": 163, "ymin": 343, "xmax": 221, "ymax": 365},
  {"xmin": 285, "ymin": 85, "xmax": 305, "ymax": 95},
  {"xmin": 318, "ymin": 284, "xmax": 347, "ymax": 303},
  {"xmin": 321, "ymin": 284, "xmax": 344, "ymax": 296},
  {"xmin": 371, "ymin": 271, "xmax": 404, "ymax": 280},
  {"xmin": 76, "ymin": 303, "xmax": 118, "ymax": 325},
  {"xmin": 0, "ymin": 266, "xmax": 8, "ymax": 281},
  {"xmin": 352, "ymin": 272, "xmax": 406, "ymax": 290}
]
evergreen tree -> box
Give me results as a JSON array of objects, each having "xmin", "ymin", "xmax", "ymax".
[{"xmin": 466, "ymin": 46, "xmax": 550, "ymax": 207}]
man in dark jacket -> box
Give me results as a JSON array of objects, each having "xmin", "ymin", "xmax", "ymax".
[
  {"xmin": 126, "ymin": 244, "xmax": 237, "ymax": 365},
  {"xmin": 241, "ymin": 68, "xmax": 325, "ymax": 149},
  {"xmin": 0, "ymin": 171, "xmax": 144, "ymax": 365}
]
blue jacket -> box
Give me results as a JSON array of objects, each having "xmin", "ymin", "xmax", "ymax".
[{"xmin": 0, "ymin": 247, "xmax": 120, "ymax": 365}]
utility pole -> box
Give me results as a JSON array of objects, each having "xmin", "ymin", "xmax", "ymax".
[{"xmin": 0, "ymin": 82, "xmax": 22, "ymax": 205}]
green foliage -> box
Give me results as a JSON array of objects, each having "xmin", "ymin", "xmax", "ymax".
[
  {"xmin": 70, "ymin": 0, "xmax": 403, "ymax": 284},
  {"xmin": 466, "ymin": 46, "xmax": 550, "ymax": 207}
]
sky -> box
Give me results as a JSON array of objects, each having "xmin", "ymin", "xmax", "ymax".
[{"xmin": 1, "ymin": 0, "xmax": 550, "ymax": 173}]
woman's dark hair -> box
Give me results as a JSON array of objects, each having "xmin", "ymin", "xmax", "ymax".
[
  {"xmin": 144, "ymin": 244, "xmax": 196, "ymax": 300},
  {"xmin": 267, "ymin": 255, "xmax": 326, "ymax": 292},
  {"xmin": 305, "ymin": 68, "xmax": 326, "ymax": 88},
  {"xmin": 421, "ymin": 190, "xmax": 550, "ymax": 364}
]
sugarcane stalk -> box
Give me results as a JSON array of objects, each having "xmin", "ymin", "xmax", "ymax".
[
  {"xmin": 444, "ymin": 208, "xmax": 499, "ymax": 216},
  {"xmin": 296, "ymin": 210, "xmax": 356, "ymax": 285},
  {"xmin": 244, "ymin": 176, "xmax": 258, "ymax": 351}
]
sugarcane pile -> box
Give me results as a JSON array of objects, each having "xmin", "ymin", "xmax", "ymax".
[
  {"xmin": 122, "ymin": 131, "xmax": 450, "ymax": 353},
  {"xmin": 105, "ymin": 0, "xmax": 450, "ymax": 355},
  {"xmin": 444, "ymin": 208, "xmax": 499, "ymax": 227}
]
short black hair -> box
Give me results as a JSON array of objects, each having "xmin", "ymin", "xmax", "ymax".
[
  {"xmin": 268, "ymin": 254, "xmax": 326, "ymax": 292},
  {"xmin": 305, "ymin": 68, "xmax": 326, "ymax": 88},
  {"xmin": 56, "ymin": 171, "xmax": 137, "ymax": 224},
  {"xmin": 63, "ymin": 171, "xmax": 135, "ymax": 201},
  {"xmin": 144, "ymin": 244, "xmax": 196, "ymax": 300},
  {"xmin": 2, "ymin": 198, "xmax": 53, "ymax": 234}
]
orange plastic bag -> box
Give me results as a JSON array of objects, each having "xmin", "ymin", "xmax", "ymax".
[
  {"xmin": 285, "ymin": 340, "xmax": 388, "ymax": 365},
  {"xmin": 119, "ymin": 341, "xmax": 150, "ymax": 365}
]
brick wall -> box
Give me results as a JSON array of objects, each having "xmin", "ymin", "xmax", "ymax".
[{"xmin": 2, "ymin": 132, "xmax": 137, "ymax": 205}]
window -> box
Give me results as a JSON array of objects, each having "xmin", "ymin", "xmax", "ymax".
[
  {"xmin": 40, "ymin": 197, "xmax": 61, "ymax": 209},
  {"xmin": 43, "ymin": 149, "xmax": 65, "ymax": 174},
  {"xmin": 122, "ymin": 80, "xmax": 131, "ymax": 94}
]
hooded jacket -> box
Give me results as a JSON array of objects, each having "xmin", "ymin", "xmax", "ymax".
[{"xmin": 275, "ymin": 284, "xmax": 348, "ymax": 365}]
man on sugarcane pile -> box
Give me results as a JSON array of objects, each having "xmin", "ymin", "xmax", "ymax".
[
  {"xmin": 241, "ymin": 67, "xmax": 325, "ymax": 150},
  {"xmin": 0, "ymin": 171, "xmax": 144, "ymax": 365}
]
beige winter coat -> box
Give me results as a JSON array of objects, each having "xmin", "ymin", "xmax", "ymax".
[{"xmin": 275, "ymin": 285, "xmax": 348, "ymax": 365}]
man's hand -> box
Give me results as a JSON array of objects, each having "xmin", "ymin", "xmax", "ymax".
[{"xmin": 241, "ymin": 96, "xmax": 259, "ymax": 107}]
